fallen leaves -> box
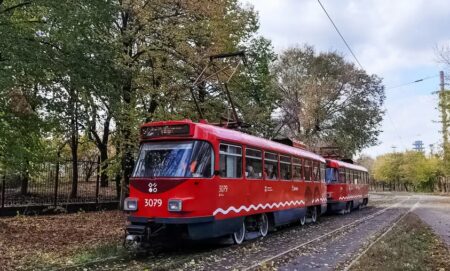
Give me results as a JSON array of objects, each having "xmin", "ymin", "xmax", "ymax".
[{"xmin": 0, "ymin": 211, "xmax": 126, "ymax": 271}]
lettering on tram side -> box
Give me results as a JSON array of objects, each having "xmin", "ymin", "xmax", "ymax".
[
  {"xmin": 291, "ymin": 185, "xmax": 299, "ymax": 192},
  {"xmin": 145, "ymin": 198, "xmax": 162, "ymax": 207},
  {"xmin": 264, "ymin": 186, "xmax": 273, "ymax": 192},
  {"xmin": 148, "ymin": 182, "xmax": 158, "ymax": 193},
  {"xmin": 218, "ymin": 184, "xmax": 229, "ymax": 197}
]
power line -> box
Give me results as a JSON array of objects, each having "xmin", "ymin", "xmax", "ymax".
[
  {"xmin": 317, "ymin": 0, "xmax": 409, "ymax": 152},
  {"xmin": 385, "ymin": 75, "xmax": 439, "ymax": 90},
  {"xmin": 317, "ymin": 0, "xmax": 364, "ymax": 70}
]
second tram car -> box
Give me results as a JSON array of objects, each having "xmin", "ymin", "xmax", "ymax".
[
  {"xmin": 124, "ymin": 120, "xmax": 328, "ymax": 245},
  {"xmin": 325, "ymin": 159, "xmax": 369, "ymax": 214}
]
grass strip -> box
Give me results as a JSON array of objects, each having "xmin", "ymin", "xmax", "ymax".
[{"xmin": 350, "ymin": 213, "xmax": 450, "ymax": 271}]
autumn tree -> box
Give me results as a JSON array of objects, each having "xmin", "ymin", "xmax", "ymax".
[
  {"xmin": 0, "ymin": 0, "xmax": 118, "ymax": 196},
  {"xmin": 105, "ymin": 0, "xmax": 264, "ymax": 203},
  {"xmin": 273, "ymin": 45, "xmax": 385, "ymax": 157},
  {"xmin": 0, "ymin": 0, "xmax": 56, "ymax": 193},
  {"xmin": 355, "ymin": 154, "xmax": 375, "ymax": 180},
  {"xmin": 373, "ymin": 151, "xmax": 443, "ymax": 192}
]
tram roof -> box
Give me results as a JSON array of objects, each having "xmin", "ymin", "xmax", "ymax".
[
  {"xmin": 141, "ymin": 120, "xmax": 325, "ymax": 162},
  {"xmin": 326, "ymin": 159, "xmax": 368, "ymax": 172}
]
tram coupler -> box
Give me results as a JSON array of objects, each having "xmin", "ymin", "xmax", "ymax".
[{"xmin": 123, "ymin": 224, "xmax": 147, "ymax": 249}]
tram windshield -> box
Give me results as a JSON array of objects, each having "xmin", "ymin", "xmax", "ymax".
[
  {"xmin": 132, "ymin": 140, "xmax": 214, "ymax": 178},
  {"xmin": 325, "ymin": 168, "xmax": 338, "ymax": 183}
]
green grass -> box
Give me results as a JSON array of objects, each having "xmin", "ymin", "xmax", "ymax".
[
  {"xmin": 23, "ymin": 243, "xmax": 130, "ymax": 271},
  {"xmin": 350, "ymin": 213, "xmax": 450, "ymax": 271},
  {"xmin": 69, "ymin": 243, "xmax": 129, "ymax": 265}
]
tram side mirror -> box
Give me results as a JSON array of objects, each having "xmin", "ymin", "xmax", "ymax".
[{"xmin": 214, "ymin": 170, "xmax": 220, "ymax": 176}]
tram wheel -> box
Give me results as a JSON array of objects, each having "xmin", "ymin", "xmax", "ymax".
[
  {"xmin": 358, "ymin": 201, "xmax": 363, "ymax": 210},
  {"xmin": 258, "ymin": 213, "xmax": 269, "ymax": 237},
  {"xmin": 346, "ymin": 202, "xmax": 352, "ymax": 214},
  {"xmin": 232, "ymin": 221, "xmax": 246, "ymax": 245},
  {"xmin": 310, "ymin": 206, "xmax": 318, "ymax": 223},
  {"xmin": 300, "ymin": 214, "xmax": 306, "ymax": 226}
]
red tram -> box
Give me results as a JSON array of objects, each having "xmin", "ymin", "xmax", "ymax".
[
  {"xmin": 325, "ymin": 159, "xmax": 369, "ymax": 213},
  {"xmin": 124, "ymin": 120, "xmax": 328, "ymax": 244}
]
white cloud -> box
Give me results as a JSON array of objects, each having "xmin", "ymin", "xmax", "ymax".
[{"xmin": 244, "ymin": 0, "xmax": 447, "ymax": 156}]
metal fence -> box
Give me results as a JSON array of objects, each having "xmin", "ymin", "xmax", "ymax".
[
  {"xmin": 0, "ymin": 159, "xmax": 119, "ymax": 214},
  {"xmin": 370, "ymin": 178, "xmax": 450, "ymax": 193}
]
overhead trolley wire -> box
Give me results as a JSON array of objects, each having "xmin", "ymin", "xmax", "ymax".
[
  {"xmin": 316, "ymin": 0, "xmax": 409, "ymax": 151},
  {"xmin": 385, "ymin": 74, "xmax": 439, "ymax": 90},
  {"xmin": 317, "ymin": 0, "xmax": 364, "ymax": 70}
]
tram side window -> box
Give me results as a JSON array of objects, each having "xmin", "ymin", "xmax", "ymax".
[
  {"xmin": 280, "ymin": 155, "xmax": 292, "ymax": 180},
  {"xmin": 346, "ymin": 170, "xmax": 351, "ymax": 184},
  {"xmin": 320, "ymin": 163, "xmax": 326, "ymax": 182},
  {"xmin": 245, "ymin": 148, "xmax": 263, "ymax": 179},
  {"xmin": 304, "ymin": 160, "xmax": 312, "ymax": 181},
  {"xmin": 264, "ymin": 152, "xmax": 279, "ymax": 180},
  {"xmin": 264, "ymin": 152, "xmax": 278, "ymax": 180},
  {"xmin": 312, "ymin": 162, "xmax": 319, "ymax": 181},
  {"xmin": 293, "ymin": 157, "xmax": 303, "ymax": 181},
  {"xmin": 219, "ymin": 144, "xmax": 242, "ymax": 178},
  {"xmin": 339, "ymin": 169, "xmax": 346, "ymax": 183}
]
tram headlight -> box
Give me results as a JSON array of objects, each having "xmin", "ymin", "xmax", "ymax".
[
  {"xmin": 124, "ymin": 197, "xmax": 138, "ymax": 211},
  {"xmin": 168, "ymin": 199, "xmax": 183, "ymax": 212}
]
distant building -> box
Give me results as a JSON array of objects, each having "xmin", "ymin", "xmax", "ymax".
[{"xmin": 412, "ymin": 140, "xmax": 424, "ymax": 152}]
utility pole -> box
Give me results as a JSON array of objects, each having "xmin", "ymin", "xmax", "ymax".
[{"xmin": 439, "ymin": 71, "xmax": 449, "ymax": 175}]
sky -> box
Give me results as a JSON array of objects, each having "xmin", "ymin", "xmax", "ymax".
[{"xmin": 243, "ymin": 0, "xmax": 449, "ymax": 157}]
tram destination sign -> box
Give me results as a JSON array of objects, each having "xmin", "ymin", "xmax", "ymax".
[{"xmin": 141, "ymin": 124, "xmax": 190, "ymax": 138}]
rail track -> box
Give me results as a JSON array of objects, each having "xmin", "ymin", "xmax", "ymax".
[{"xmin": 242, "ymin": 197, "xmax": 416, "ymax": 271}]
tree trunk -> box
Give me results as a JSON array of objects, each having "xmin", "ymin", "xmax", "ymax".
[
  {"xmin": 115, "ymin": 172, "xmax": 121, "ymax": 201},
  {"xmin": 119, "ymin": 7, "xmax": 134, "ymax": 208},
  {"xmin": 119, "ymin": 75, "xmax": 134, "ymax": 207},
  {"xmin": 90, "ymin": 112, "xmax": 111, "ymax": 188},
  {"xmin": 20, "ymin": 172, "xmax": 29, "ymax": 195},
  {"xmin": 99, "ymin": 145, "xmax": 108, "ymax": 187},
  {"xmin": 69, "ymin": 88, "xmax": 79, "ymax": 199},
  {"xmin": 70, "ymin": 131, "xmax": 78, "ymax": 198}
]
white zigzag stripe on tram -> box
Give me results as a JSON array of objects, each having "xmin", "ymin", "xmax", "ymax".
[
  {"xmin": 213, "ymin": 199, "xmax": 307, "ymax": 216},
  {"xmin": 338, "ymin": 194, "xmax": 364, "ymax": 201}
]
